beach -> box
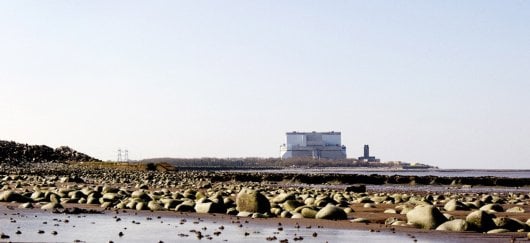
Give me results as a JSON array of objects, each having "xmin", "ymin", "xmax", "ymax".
[{"xmin": 1, "ymin": 162, "xmax": 530, "ymax": 242}]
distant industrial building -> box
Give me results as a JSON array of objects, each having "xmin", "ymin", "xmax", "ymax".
[
  {"xmin": 358, "ymin": 145, "xmax": 380, "ymax": 162},
  {"xmin": 280, "ymin": 131, "xmax": 347, "ymax": 160}
]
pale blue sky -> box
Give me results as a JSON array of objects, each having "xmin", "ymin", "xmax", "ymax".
[{"xmin": 1, "ymin": 1, "xmax": 529, "ymax": 168}]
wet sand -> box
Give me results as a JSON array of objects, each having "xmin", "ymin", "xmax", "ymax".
[{"xmin": 1, "ymin": 203, "xmax": 526, "ymax": 243}]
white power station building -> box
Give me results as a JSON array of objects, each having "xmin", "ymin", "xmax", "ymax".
[{"xmin": 280, "ymin": 131, "xmax": 347, "ymax": 160}]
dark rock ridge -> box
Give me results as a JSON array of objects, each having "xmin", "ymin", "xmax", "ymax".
[
  {"xmin": 3, "ymin": 162, "xmax": 530, "ymax": 188},
  {"xmin": 0, "ymin": 140, "xmax": 99, "ymax": 164}
]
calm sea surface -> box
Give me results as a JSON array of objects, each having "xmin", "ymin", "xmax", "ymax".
[
  {"xmin": 236, "ymin": 168, "xmax": 530, "ymax": 178},
  {"xmin": 0, "ymin": 208, "xmax": 415, "ymax": 243}
]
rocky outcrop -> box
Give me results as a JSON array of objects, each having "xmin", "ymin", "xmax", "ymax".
[{"xmin": 0, "ymin": 140, "xmax": 99, "ymax": 164}]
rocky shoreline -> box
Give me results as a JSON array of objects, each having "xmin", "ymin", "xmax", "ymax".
[
  {"xmin": 0, "ymin": 140, "xmax": 99, "ymax": 164},
  {"xmin": 2, "ymin": 162, "xmax": 530, "ymax": 187},
  {"xmin": 1, "ymin": 162, "xmax": 530, "ymax": 241}
]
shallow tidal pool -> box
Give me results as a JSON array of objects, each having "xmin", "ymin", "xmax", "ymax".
[{"xmin": 0, "ymin": 208, "xmax": 422, "ymax": 243}]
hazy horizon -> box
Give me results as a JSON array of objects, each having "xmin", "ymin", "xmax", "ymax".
[{"xmin": 1, "ymin": 1, "xmax": 529, "ymax": 169}]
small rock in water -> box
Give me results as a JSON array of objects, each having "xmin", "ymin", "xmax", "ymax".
[
  {"xmin": 293, "ymin": 236, "xmax": 303, "ymax": 241},
  {"xmin": 266, "ymin": 236, "xmax": 277, "ymax": 241}
]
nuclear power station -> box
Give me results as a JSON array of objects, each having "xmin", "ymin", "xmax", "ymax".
[{"xmin": 280, "ymin": 131, "xmax": 347, "ymax": 160}]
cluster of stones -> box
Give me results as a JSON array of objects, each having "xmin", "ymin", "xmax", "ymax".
[
  {"xmin": 2, "ymin": 164, "xmax": 530, "ymax": 236},
  {"xmin": 0, "ymin": 173, "xmax": 353, "ymax": 220},
  {"xmin": 402, "ymin": 194, "xmax": 530, "ymax": 233}
]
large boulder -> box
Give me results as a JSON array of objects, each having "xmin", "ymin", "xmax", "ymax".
[
  {"xmin": 315, "ymin": 205, "xmax": 347, "ymax": 220},
  {"xmin": 300, "ymin": 208, "xmax": 318, "ymax": 218},
  {"xmin": 160, "ymin": 199, "xmax": 181, "ymax": 210},
  {"xmin": 131, "ymin": 190, "xmax": 152, "ymax": 202},
  {"xmin": 30, "ymin": 191, "xmax": 45, "ymax": 201},
  {"xmin": 135, "ymin": 202, "xmax": 146, "ymax": 211},
  {"xmin": 480, "ymin": 204, "xmax": 504, "ymax": 213},
  {"xmin": 443, "ymin": 199, "xmax": 468, "ymax": 211},
  {"xmin": 101, "ymin": 193, "xmax": 119, "ymax": 202},
  {"xmin": 0, "ymin": 190, "xmax": 31, "ymax": 203},
  {"xmin": 406, "ymin": 205, "xmax": 447, "ymax": 229},
  {"xmin": 175, "ymin": 201, "xmax": 195, "ymax": 212},
  {"xmin": 236, "ymin": 188, "xmax": 270, "ymax": 214},
  {"xmin": 272, "ymin": 193, "xmax": 295, "ymax": 203},
  {"xmin": 282, "ymin": 200, "xmax": 304, "ymax": 212},
  {"xmin": 436, "ymin": 219, "xmax": 469, "ymax": 232},
  {"xmin": 194, "ymin": 201, "xmax": 225, "ymax": 214},
  {"xmin": 147, "ymin": 201, "xmax": 163, "ymax": 211},
  {"xmin": 506, "ymin": 206, "xmax": 525, "ymax": 213},
  {"xmin": 68, "ymin": 190, "xmax": 85, "ymax": 200},
  {"xmin": 493, "ymin": 217, "xmax": 528, "ymax": 232},
  {"xmin": 466, "ymin": 210, "xmax": 496, "ymax": 232}
]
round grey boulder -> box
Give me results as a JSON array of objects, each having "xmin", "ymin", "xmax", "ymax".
[
  {"xmin": 480, "ymin": 204, "xmax": 504, "ymax": 213},
  {"xmin": 443, "ymin": 199, "xmax": 468, "ymax": 212},
  {"xmin": 0, "ymin": 190, "xmax": 31, "ymax": 203},
  {"xmin": 147, "ymin": 201, "xmax": 163, "ymax": 211},
  {"xmin": 300, "ymin": 207, "xmax": 318, "ymax": 218},
  {"xmin": 436, "ymin": 219, "xmax": 468, "ymax": 232},
  {"xmin": 282, "ymin": 200, "xmax": 304, "ymax": 212},
  {"xmin": 272, "ymin": 193, "xmax": 295, "ymax": 203},
  {"xmin": 175, "ymin": 202, "xmax": 195, "ymax": 212},
  {"xmin": 506, "ymin": 206, "xmax": 525, "ymax": 213},
  {"xmin": 465, "ymin": 210, "xmax": 496, "ymax": 232},
  {"xmin": 493, "ymin": 217, "xmax": 527, "ymax": 232},
  {"xmin": 315, "ymin": 205, "xmax": 347, "ymax": 220},
  {"xmin": 406, "ymin": 205, "xmax": 447, "ymax": 229},
  {"xmin": 194, "ymin": 202, "xmax": 224, "ymax": 214}
]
